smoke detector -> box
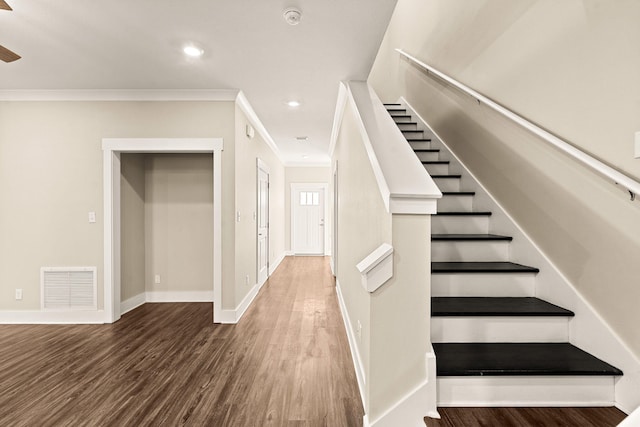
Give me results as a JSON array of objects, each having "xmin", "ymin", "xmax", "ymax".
[{"xmin": 283, "ymin": 8, "xmax": 302, "ymax": 25}]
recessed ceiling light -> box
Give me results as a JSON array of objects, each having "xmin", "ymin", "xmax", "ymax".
[
  {"xmin": 287, "ymin": 100, "xmax": 301, "ymax": 108},
  {"xmin": 283, "ymin": 8, "xmax": 302, "ymax": 25},
  {"xmin": 183, "ymin": 45, "xmax": 204, "ymax": 58},
  {"xmin": 296, "ymin": 136, "xmax": 308, "ymax": 141}
]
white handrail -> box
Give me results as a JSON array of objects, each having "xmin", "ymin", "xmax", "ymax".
[{"xmin": 396, "ymin": 48, "xmax": 640, "ymax": 201}]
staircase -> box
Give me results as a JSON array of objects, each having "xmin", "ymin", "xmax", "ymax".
[{"xmin": 385, "ymin": 104, "xmax": 623, "ymax": 407}]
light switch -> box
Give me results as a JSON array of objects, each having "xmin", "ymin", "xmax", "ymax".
[
  {"xmin": 236, "ymin": 211, "xmax": 241, "ymax": 222},
  {"xmin": 635, "ymin": 132, "xmax": 640, "ymax": 159},
  {"xmin": 88, "ymin": 211, "xmax": 96, "ymax": 223}
]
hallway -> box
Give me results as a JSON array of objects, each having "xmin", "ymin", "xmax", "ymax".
[{"xmin": 0, "ymin": 256, "xmax": 363, "ymax": 426}]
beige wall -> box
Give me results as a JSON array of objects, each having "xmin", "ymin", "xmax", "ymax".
[
  {"xmin": 144, "ymin": 154, "xmax": 213, "ymax": 294},
  {"xmin": 0, "ymin": 101, "xmax": 235, "ymax": 311},
  {"xmin": 369, "ymin": 0, "xmax": 640, "ymax": 356},
  {"xmin": 333, "ymin": 96, "xmax": 431, "ymax": 420},
  {"xmin": 120, "ymin": 154, "xmax": 146, "ymax": 301},
  {"xmin": 284, "ymin": 166, "xmax": 331, "ymax": 252},
  {"xmin": 234, "ymin": 105, "xmax": 286, "ymax": 308},
  {"xmin": 333, "ymin": 99, "xmax": 391, "ymax": 412}
]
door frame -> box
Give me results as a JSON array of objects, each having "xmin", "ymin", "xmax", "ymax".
[
  {"xmin": 256, "ymin": 158, "xmax": 270, "ymax": 286},
  {"xmin": 290, "ymin": 182, "xmax": 329, "ymax": 255},
  {"xmin": 102, "ymin": 138, "xmax": 223, "ymax": 324}
]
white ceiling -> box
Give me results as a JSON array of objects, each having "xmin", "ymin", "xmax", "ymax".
[{"xmin": 0, "ymin": 0, "xmax": 397, "ymax": 165}]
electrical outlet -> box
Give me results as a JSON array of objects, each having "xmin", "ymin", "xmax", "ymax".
[
  {"xmin": 245, "ymin": 275, "xmax": 250, "ymax": 285},
  {"xmin": 635, "ymin": 132, "xmax": 640, "ymax": 159},
  {"xmin": 356, "ymin": 320, "xmax": 362, "ymax": 341},
  {"xmin": 15, "ymin": 289, "xmax": 22, "ymax": 300},
  {"xmin": 88, "ymin": 211, "xmax": 96, "ymax": 223},
  {"xmin": 154, "ymin": 274, "xmax": 161, "ymax": 284}
]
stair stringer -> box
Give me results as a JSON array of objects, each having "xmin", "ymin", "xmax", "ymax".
[{"xmin": 399, "ymin": 97, "xmax": 640, "ymax": 413}]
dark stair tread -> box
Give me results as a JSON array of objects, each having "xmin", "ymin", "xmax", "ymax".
[
  {"xmin": 384, "ymin": 103, "xmax": 402, "ymax": 106},
  {"xmin": 431, "ymin": 174, "xmax": 461, "ymax": 179},
  {"xmin": 422, "ymin": 161, "xmax": 449, "ymax": 165},
  {"xmin": 433, "ymin": 342, "xmax": 623, "ymax": 376},
  {"xmin": 413, "ymin": 149, "xmax": 440, "ymax": 153},
  {"xmin": 432, "ymin": 297, "xmax": 574, "ymax": 317},
  {"xmin": 432, "ymin": 233, "xmax": 512, "ymax": 241},
  {"xmin": 402, "ymin": 130, "xmax": 423, "ymax": 133},
  {"xmin": 407, "ymin": 138, "xmax": 432, "ymax": 142},
  {"xmin": 432, "ymin": 261, "xmax": 540, "ymax": 273},
  {"xmin": 396, "ymin": 122, "xmax": 418, "ymax": 125},
  {"xmin": 442, "ymin": 191, "xmax": 475, "ymax": 196},
  {"xmin": 436, "ymin": 211, "xmax": 492, "ymax": 216},
  {"xmin": 392, "ymin": 115, "xmax": 412, "ymax": 119}
]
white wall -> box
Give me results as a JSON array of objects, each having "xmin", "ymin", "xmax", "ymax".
[{"xmin": 369, "ymin": 0, "xmax": 640, "ymax": 358}]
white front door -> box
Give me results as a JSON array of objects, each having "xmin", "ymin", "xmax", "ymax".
[
  {"xmin": 257, "ymin": 160, "xmax": 269, "ymax": 286},
  {"xmin": 292, "ymin": 186, "xmax": 325, "ymax": 255}
]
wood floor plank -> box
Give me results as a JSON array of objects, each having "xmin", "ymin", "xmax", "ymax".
[
  {"xmin": 0, "ymin": 257, "xmax": 363, "ymax": 426},
  {"xmin": 0, "ymin": 256, "xmax": 628, "ymax": 426}
]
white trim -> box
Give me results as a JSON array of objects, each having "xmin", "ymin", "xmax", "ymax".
[
  {"xmin": 345, "ymin": 82, "xmax": 441, "ymax": 214},
  {"xmin": 328, "ymin": 81, "xmax": 349, "ymax": 158},
  {"xmin": 335, "ymin": 279, "xmax": 367, "ymax": 412},
  {"xmin": 0, "ymin": 89, "xmax": 239, "ymax": 101},
  {"xmin": 0, "ymin": 310, "xmax": 105, "ymax": 324},
  {"xmin": 284, "ymin": 250, "xmax": 295, "ymax": 257},
  {"xmin": 402, "ymin": 98, "xmax": 640, "ymax": 412},
  {"xmin": 102, "ymin": 138, "xmax": 224, "ymax": 324},
  {"xmin": 146, "ymin": 291, "xmax": 214, "ymax": 303},
  {"xmin": 356, "ymin": 243, "xmax": 394, "ymax": 293},
  {"xmin": 364, "ymin": 375, "xmax": 432, "ymax": 427},
  {"xmin": 270, "ymin": 252, "xmax": 287, "ymax": 275},
  {"xmin": 282, "ymin": 160, "xmax": 331, "ymax": 167},
  {"xmin": 120, "ymin": 293, "xmax": 146, "ymax": 315},
  {"xmin": 236, "ymin": 91, "xmax": 282, "ymax": 161},
  {"xmin": 396, "ymin": 49, "xmax": 640, "ymax": 199},
  {"xmin": 290, "ymin": 183, "xmax": 330, "ymax": 255},
  {"xmin": 218, "ymin": 281, "xmax": 263, "ymax": 324}
]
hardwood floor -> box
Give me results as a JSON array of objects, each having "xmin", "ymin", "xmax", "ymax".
[
  {"xmin": 0, "ymin": 256, "xmax": 628, "ymax": 426},
  {"xmin": 0, "ymin": 256, "xmax": 363, "ymax": 426},
  {"xmin": 426, "ymin": 406, "xmax": 627, "ymax": 427}
]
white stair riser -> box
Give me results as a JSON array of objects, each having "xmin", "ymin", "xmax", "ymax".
[
  {"xmin": 438, "ymin": 195, "xmax": 473, "ymax": 211},
  {"xmin": 393, "ymin": 116, "xmax": 413, "ymax": 123},
  {"xmin": 409, "ymin": 141, "xmax": 432, "ymax": 150},
  {"xmin": 431, "ymin": 317, "xmax": 569, "ymax": 343},
  {"xmin": 397, "ymin": 123, "xmax": 417, "ymax": 130},
  {"xmin": 415, "ymin": 151, "xmax": 440, "ymax": 162},
  {"xmin": 432, "ymin": 215, "xmax": 489, "ymax": 234},
  {"xmin": 432, "ymin": 240, "xmax": 510, "ymax": 262},
  {"xmin": 432, "ymin": 273, "xmax": 535, "ymax": 297},
  {"xmin": 432, "ymin": 177, "xmax": 460, "ymax": 192},
  {"xmin": 437, "ymin": 376, "xmax": 615, "ymax": 407},
  {"xmin": 424, "ymin": 163, "xmax": 449, "ymax": 175}
]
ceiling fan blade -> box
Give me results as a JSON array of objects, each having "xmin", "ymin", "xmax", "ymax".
[
  {"xmin": 0, "ymin": 44, "xmax": 20, "ymax": 62},
  {"xmin": 0, "ymin": 0, "xmax": 12, "ymax": 11}
]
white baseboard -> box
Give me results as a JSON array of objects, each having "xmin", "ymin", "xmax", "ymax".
[
  {"xmin": 271, "ymin": 252, "xmax": 287, "ymax": 276},
  {"xmin": 0, "ymin": 310, "xmax": 105, "ymax": 324},
  {"xmin": 120, "ymin": 293, "xmax": 146, "ymax": 315},
  {"xmin": 364, "ymin": 378, "xmax": 432, "ymax": 427},
  {"xmin": 335, "ymin": 279, "xmax": 367, "ymax": 412},
  {"xmin": 146, "ymin": 291, "xmax": 213, "ymax": 303}
]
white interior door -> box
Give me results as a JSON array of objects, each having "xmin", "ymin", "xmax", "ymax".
[
  {"xmin": 257, "ymin": 160, "xmax": 269, "ymax": 286},
  {"xmin": 293, "ymin": 186, "xmax": 325, "ymax": 255}
]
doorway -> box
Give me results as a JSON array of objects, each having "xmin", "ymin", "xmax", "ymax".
[
  {"xmin": 291, "ymin": 183, "xmax": 327, "ymax": 255},
  {"xmin": 102, "ymin": 138, "xmax": 223, "ymax": 324},
  {"xmin": 257, "ymin": 159, "xmax": 270, "ymax": 286}
]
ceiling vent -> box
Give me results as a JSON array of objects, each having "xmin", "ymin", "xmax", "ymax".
[
  {"xmin": 41, "ymin": 267, "xmax": 97, "ymax": 311},
  {"xmin": 283, "ymin": 8, "xmax": 302, "ymax": 25}
]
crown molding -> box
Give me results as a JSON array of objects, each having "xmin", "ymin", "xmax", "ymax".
[{"xmin": 0, "ymin": 89, "xmax": 239, "ymax": 101}]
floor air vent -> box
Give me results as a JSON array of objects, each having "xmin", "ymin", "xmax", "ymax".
[{"xmin": 41, "ymin": 267, "xmax": 97, "ymax": 310}]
